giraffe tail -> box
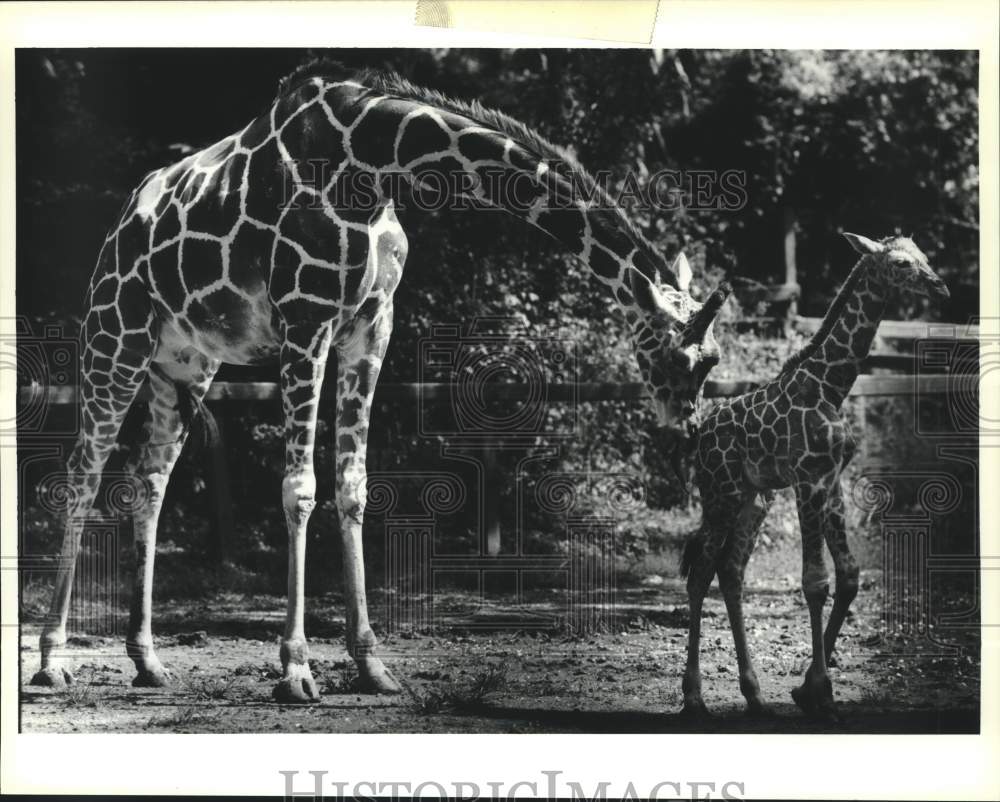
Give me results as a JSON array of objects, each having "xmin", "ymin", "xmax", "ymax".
[
  {"xmin": 154, "ymin": 368, "xmax": 234, "ymax": 558},
  {"xmin": 149, "ymin": 363, "xmax": 222, "ymax": 458},
  {"xmin": 175, "ymin": 382, "xmax": 221, "ymax": 459},
  {"xmin": 679, "ymin": 531, "xmax": 708, "ymax": 579}
]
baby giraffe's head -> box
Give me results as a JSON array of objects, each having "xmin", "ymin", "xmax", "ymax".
[{"xmin": 844, "ymin": 232, "xmax": 950, "ymax": 301}]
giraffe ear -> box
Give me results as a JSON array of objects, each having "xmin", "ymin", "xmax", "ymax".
[
  {"xmin": 671, "ymin": 252, "xmax": 693, "ymax": 292},
  {"xmin": 629, "ymin": 268, "xmax": 666, "ymax": 315},
  {"xmin": 843, "ymin": 232, "xmax": 884, "ymax": 255}
]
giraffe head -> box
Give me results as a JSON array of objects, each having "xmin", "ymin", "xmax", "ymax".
[
  {"xmin": 628, "ymin": 253, "xmax": 731, "ymax": 433},
  {"xmin": 844, "ymin": 232, "xmax": 950, "ymax": 301}
]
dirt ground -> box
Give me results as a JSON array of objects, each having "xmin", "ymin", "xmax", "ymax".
[{"xmin": 19, "ymin": 572, "xmax": 979, "ymax": 734}]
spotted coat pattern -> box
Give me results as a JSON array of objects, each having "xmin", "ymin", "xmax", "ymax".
[
  {"xmin": 679, "ymin": 233, "xmax": 951, "ymax": 719},
  {"xmin": 32, "ymin": 65, "xmax": 729, "ymax": 702}
]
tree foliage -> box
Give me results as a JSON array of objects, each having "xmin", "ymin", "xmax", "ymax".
[{"xmin": 16, "ymin": 48, "xmax": 979, "ymax": 543}]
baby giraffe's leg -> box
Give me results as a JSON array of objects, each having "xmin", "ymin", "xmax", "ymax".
[
  {"xmin": 791, "ymin": 480, "xmax": 837, "ymax": 720},
  {"xmin": 821, "ymin": 481, "xmax": 858, "ymax": 666},
  {"xmin": 717, "ymin": 491, "xmax": 773, "ymax": 717},
  {"xmin": 680, "ymin": 499, "xmax": 738, "ymax": 717},
  {"xmin": 681, "ymin": 545, "xmax": 714, "ymax": 717}
]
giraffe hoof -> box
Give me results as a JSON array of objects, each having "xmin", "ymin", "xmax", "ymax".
[
  {"xmin": 29, "ymin": 666, "xmax": 74, "ymax": 688},
  {"xmin": 791, "ymin": 684, "xmax": 839, "ymax": 722},
  {"xmin": 679, "ymin": 699, "xmax": 713, "ymax": 720},
  {"xmin": 356, "ymin": 657, "xmax": 402, "ymax": 695},
  {"xmin": 744, "ymin": 701, "xmax": 776, "ymax": 719},
  {"xmin": 273, "ymin": 674, "xmax": 321, "ymax": 704},
  {"xmin": 132, "ymin": 667, "xmax": 171, "ymax": 688},
  {"xmin": 790, "ymin": 684, "xmax": 811, "ymax": 713}
]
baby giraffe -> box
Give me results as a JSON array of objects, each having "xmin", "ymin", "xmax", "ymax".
[{"xmin": 679, "ymin": 232, "xmax": 949, "ymax": 719}]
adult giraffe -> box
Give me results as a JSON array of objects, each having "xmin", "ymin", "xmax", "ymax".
[{"xmin": 31, "ymin": 60, "xmax": 730, "ymax": 703}]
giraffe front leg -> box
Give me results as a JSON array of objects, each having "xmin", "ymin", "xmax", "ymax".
[
  {"xmin": 679, "ymin": 524, "xmax": 725, "ymax": 719},
  {"xmin": 718, "ymin": 492, "xmax": 774, "ymax": 718},
  {"xmin": 335, "ymin": 315, "xmax": 400, "ymax": 695},
  {"xmin": 272, "ymin": 330, "xmax": 330, "ymax": 705},
  {"xmin": 680, "ymin": 559, "xmax": 712, "ymax": 719},
  {"xmin": 273, "ymin": 464, "xmax": 320, "ymax": 704},
  {"xmin": 336, "ymin": 459, "xmax": 400, "ymax": 694},
  {"xmin": 791, "ymin": 482, "xmax": 837, "ymax": 721},
  {"xmin": 679, "ymin": 490, "xmax": 743, "ymax": 719}
]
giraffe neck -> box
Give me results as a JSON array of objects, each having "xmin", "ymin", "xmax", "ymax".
[
  {"xmin": 786, "ymin": 259, "xmax": 886, "ymax": 406},
  {"xmin": 282, "ymin": 78, "xmax": 670, "ymax": 306}
]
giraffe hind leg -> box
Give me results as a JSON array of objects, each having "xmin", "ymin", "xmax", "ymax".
[
  {"xmin": 821, "ymin": 481, "xmax": 858, "ymax": 668},
  {"xmin": 790, "ymin": 479, "xmax": 838, "ymax": 721},
  {"xmin": 124, "ymin": 352, "xmax": 220, "ymax": 688},
  {"xmin": 31, "ymin": 312, "xmax": 156, "ymax": 688}
]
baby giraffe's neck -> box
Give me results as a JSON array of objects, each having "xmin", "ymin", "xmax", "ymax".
[{"xmin": 784, "ymin": 259, "xmax": 887, "ymax": 408}]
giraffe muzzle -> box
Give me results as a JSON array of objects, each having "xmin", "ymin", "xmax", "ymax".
[{"xmin": 681, "ymin": 282, "xmax": 731, "ymax": 345}]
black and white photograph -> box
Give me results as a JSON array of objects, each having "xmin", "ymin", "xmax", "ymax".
[{"xmin": 2, "ymin": 1, "xmax": 998, "ymax": 798}]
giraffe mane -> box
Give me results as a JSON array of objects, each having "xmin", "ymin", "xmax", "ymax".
[
  {"xmin": 778, "ymin": 256, "xmax": 869, "ymax": 378},
  {"xmin": 276, "ymin": 58, "xmax": 671, "ymax": 286},
  {"xmin": 277, "ymin": 57, "xmax": 356, "ymax": 95}
]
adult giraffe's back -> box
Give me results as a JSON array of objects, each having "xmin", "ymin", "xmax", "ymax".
[{"xmin": 31, "ymin": 59, "xmax": 730, "ymax": 702}]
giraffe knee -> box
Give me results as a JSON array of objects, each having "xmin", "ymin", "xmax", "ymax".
[
  {"xmin": 802, "ymin": 566, "xmax": 829, "ymax": 606},
  {"xmin": 40, "ymin": 627, "xmax": 67, "ymax": 652},
  {"xmin": 282, "ymin": 472, "xmax": 317, "ymax": 526},
  {"xmin": 131, "ymin": 470, "xmax": 169, "ymax": 519},
  {"xmin": 336, "ymin": 466, "xmax": 367, "ymax": 524},
  {"xmin": 717, "ymin": 562, "xmax": 744, "ymax": 600},
  {"xmin": 836, "ymin": 558, "xmax": 860, "ymax": 604}
]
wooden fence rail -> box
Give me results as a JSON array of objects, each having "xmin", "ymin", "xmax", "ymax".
[
  {"xmin": 16, "ymin": 372, "xmax": 963, "ymax": 561},
  {"xmin": 792, "ymin": 317, "xmax": 980, "ymax": 341},
  {"xmin": 16, "ymin": 346, "xmax": 970, "ymax": 561},
  {"xmin": 723, "ymin": 315, "xmax": 979, "ymax": 371},
  {"xmin": 15, "ymin": 373, "xmax": 960, "ymax": 408}
]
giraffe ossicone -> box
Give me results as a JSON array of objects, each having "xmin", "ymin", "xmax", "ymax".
[
  {"xmin": 29, "ymin": 60, "xmax": 728, "ymax": 703},
  {"xmin": 679, "ymin": 232, "xmax": 949, "ymax": 720}
]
